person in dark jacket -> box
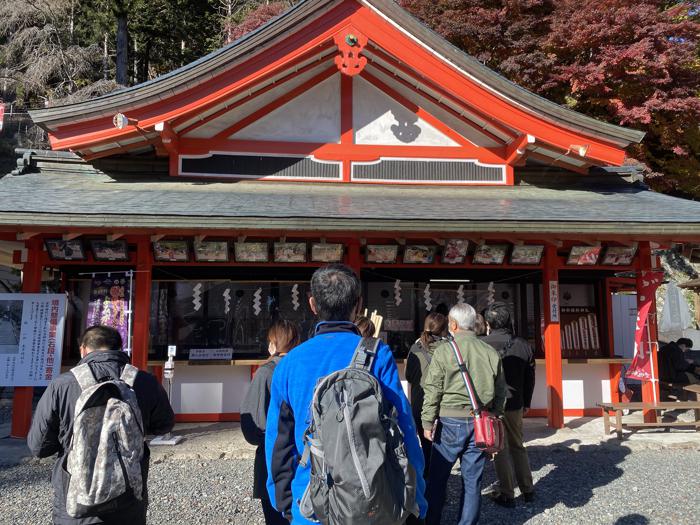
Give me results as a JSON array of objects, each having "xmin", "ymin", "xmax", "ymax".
[
  {"xmin": 658, "ymin": 338, "xmax": 700, "ymax": 384},
  {"xmin": 405, "ymin": 311, "xmax": 448, "ymax": 472},
  {"xmin": 240, "ymin": 319, "xmax": 300, "ymax": 525},
  {"xmin": 27, "ymin": 325, "xmax": 174, "ymax": 525},
  {"xmin": 481, "ymin": 302, "xmax": 536, "ymax": 507}
]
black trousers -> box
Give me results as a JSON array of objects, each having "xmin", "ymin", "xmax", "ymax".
[{"xmin": 260, "ymin": 492, "xmax": 289, "ymax": 525}]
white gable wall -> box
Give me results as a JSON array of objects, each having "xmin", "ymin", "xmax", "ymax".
[
  {"xmin": 231, "ymin": 74, "xmax": 341, "ymax": 143},
  {"xmin": 353, "ymin": 76, "xmax": 459, "ymax": 146}
]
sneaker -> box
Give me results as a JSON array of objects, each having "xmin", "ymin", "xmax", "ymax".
[
  {"xmin": 481, "ymin": 482, "xmax": 500, "ymax": 497},
  {"xmin": 490, "ymin": 494, "xmax": 515, "ymax": 508},
  {"xmin": 522, "ymin": 492, "xmax": 535, "ymax": 503}
]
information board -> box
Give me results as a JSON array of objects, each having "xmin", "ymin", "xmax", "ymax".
[{"xmin": 0, "ymin": 293, "xmax": 67, "ymax": 387}]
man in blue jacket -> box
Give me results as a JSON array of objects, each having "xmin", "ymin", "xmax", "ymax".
[{"xmin": 265, "ymin": 264, "xmax": 427, "ymax": 523}]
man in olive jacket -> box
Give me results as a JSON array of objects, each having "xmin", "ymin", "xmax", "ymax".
[
  {"xmin": 28, "ymin": 325, "xmax": 174, "ymax": 525},
  {"xmin": 422, "ymin": 303, "xmax": 507, "ymax": 525}
]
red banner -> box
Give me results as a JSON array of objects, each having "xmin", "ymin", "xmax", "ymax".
[{"xmin": 626, "ymin": 271, "xmax": 664, "ymax": 381}]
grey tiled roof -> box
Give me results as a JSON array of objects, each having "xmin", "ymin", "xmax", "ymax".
[{"xmin": 1, "ymin": 167, "xmax": 700, "ymax": 236}]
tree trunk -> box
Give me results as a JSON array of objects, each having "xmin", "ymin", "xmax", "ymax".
[
  {"xmin": 103, "ymin": 33, "xmax": 109, "ymax": 81},
  {"xmin": 116, "ymin": 12, "xmax": 128, "ymax": 86}
]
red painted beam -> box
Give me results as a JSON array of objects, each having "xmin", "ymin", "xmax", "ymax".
[{"xmin": 178, "ymin": 138, "xmax": 507, "ymax": 165}]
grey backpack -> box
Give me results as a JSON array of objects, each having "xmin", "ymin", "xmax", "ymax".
[
  {"xmin": 65, "ymin": 363, "xmax": 145, "ymax": 518},
  {"xmin": 299, "ymin": 337, "xmax": 419, "ymax": 524}
]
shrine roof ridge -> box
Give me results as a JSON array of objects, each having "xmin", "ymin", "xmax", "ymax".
[{"xmin": 28, "ymin": 0, "xmax": 644, "ymax": 147}]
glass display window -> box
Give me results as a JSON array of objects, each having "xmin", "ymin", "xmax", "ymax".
[{"xmin": 149, "ymin": 280, "xmax": 315, "ymax": 359}]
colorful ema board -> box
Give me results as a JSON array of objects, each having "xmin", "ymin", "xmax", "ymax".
[
  {"xmin": 311, "ymin": 243, "xmax": 344, "ymax": 263},
  {"xmin": 567, "ymin": 245, "xmax": 602, "ymax": 265},
  {"xmin": 472, "ymin": 244, "xmax": 509, "ymax": 265},
  {"xmin": 45, "ymin": 239, "xmax": 86, "ymax": 261},
  {"xmin": 193, "ymin": 240, "xmax": 230, "ymax": 262},
  {"xmin": 403, "ymin": 245, "xmax": 437, "ymax": 264},
  {"xmin": 90, "ymin": 239, "xmax": 129, "ymax": 261},
  {"xmin": 153, "ymin": 240, "xmax": 189, "ymax": 262}
]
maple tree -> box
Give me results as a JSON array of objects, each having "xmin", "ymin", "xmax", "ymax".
[{"xmin": 401, "ymin": 0, "xmax": 700, "ymax": 196}]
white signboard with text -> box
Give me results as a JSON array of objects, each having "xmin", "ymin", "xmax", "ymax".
[
  {"xmin": 548, "ymin": 281, "xmax": 560, "ymax": 323},
  {"xmin": 0, "ymin": 294, "xmax": 67, "ymax": 386},
  {"xmin": 189, "ymin": 348, "xmax": 234, "ymax": 361}
]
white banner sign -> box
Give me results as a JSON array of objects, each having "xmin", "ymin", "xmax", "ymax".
[
  {"xmin": 548, "ymin": 281, "xmax": 560, "ymax": 323},
  {"xmin": 0, "ymin": 294, "xmax": 67, "ymax": 387}
]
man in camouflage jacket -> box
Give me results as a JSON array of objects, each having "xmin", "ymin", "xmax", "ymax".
[{"xmin": 28, "ymin": 325, "xmax": 174, "ymax": 525}]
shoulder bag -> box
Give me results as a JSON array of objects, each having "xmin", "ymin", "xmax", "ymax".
[{"xmin": 447, "ymin": 338, "xmax": 505, "ymax": 455}]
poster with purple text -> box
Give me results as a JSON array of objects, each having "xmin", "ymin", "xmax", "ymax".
[{"xmin": 86, "ymin": 276, "xmax": 130, "ymax": 348}]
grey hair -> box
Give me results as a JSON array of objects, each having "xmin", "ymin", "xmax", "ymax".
[{"xmin": 449, "ymin": 303, "xmax": 476, "ymax": 331}]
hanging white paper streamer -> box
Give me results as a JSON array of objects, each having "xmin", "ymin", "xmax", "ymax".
[
  {"xmin": 223, "ymin": 288, "xmax": 231, "ymax": 314},
  {"xmin": 487, "ymin": 281, "xmax": 495, "ymax": 305},
  {"xmin": 394, "ymin": 279, "xmax": 402, "ymax": 306},
  {"xmin": 424, "ymin": 283, "xmax": 432, "ymax": 311},
  {"xmin": 457, "ymin": 284, "xmax": 465, "ymax": 305},
  {"xmin": 291, "ymin": 284, "xmax": 300, "ymax": 311},
  {"xmin": 192, "ymin": 283, "xmax": 203, "ymax": 311},
  {"xmin": 253, "ymin": 287, "xmax": 262, "ymax": 316}
]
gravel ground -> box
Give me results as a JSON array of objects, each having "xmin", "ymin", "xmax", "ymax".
[{"xmin": 1, "ymin": 445, "xmax": 698, "ymax": 525}]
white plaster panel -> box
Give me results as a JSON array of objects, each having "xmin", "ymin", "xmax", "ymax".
[
  {"xmin": 365, "ymin": 65, "xmax": 502, "ymax": 148},
  {"xmin": 185, "ymin": 62, "xmax": 333, "ymax": 139},
  {"xmin": 170, "ymin": 365, "xmax": 250, "ymax": 414},
  {"xmin": 353, "ymin": 76, "xmax": 459, "ymax": 146},
  {"xmin": 232, "ymin": 74, "xmax": 341, "ymax": 143},
  {"xmin": 531, "ymin": 362, "xmax": 611, "ymax": 409}
]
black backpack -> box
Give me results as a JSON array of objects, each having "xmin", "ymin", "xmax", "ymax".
[{"xmin": 299, "ymin": 337, "xmax": 419, "ymax": 524}]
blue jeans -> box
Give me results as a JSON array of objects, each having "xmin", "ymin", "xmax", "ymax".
[{"xmin": 425, "ymin": 417, "xmax": 485, "ymax": 525}]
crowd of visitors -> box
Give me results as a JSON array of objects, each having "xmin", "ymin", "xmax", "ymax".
[{"xmin": 28, "ymin": 264, "xmax": 540, "ymax": 525}]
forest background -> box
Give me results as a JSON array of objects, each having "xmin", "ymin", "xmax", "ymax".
[{"xmin": 0, "ymin": 0, "xmax": 699, "ymax": 198}]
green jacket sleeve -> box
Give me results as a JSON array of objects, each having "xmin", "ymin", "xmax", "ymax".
[
  {"xmin": 420, "ymin": 343, "xmax": 445, "ymax": 428},
  {"xmin": 493, "ymin": 357, "xmax": 507, "ymax": 416}
]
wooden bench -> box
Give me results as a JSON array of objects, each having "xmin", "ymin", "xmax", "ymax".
[
  {"xmin": 683, "ymin": 384, "xmax": 700, "ymax": 420},
  {"xmin": 660, "ymin": 381, "xmax": 690, "ymax": 401},
  {"xmin": 597, "ymin": 401, "xmax": 700, "ymax": 439}
]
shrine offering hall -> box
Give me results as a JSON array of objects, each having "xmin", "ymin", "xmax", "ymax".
[{"xmin": 3, "ymin": 0, "xmax": 700, "ymax": 438}]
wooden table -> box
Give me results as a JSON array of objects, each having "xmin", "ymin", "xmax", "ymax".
[
  {"xmin": 597, "ymin": 401, "xmax": 700, "ymax": 439},
  {"xmin": 683, "ymin": 384, "xmax": 700, "ymax": 420}
]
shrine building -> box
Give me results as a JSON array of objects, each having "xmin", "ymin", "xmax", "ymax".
[{"xmin": 3, "ymin": 0, "xmax": 700, "ymax": 438}]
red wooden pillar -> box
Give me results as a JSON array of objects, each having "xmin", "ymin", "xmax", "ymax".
[
  {"xmin": 542, "ymin": 245, "xmax": 564, "ymax": 428},
  {"xmin": 131, "ymin": 237, "xmax": 152, "ymax": 371},
  {"xmin": 11, "ymin": 237, "xmax": 43, "ymax": 438},
  {"xmin": 346, "ymin": 238, "xmax": 362, "ymax": 275},
  {"xmin": 638, "ymin": 242, "xmax": 660, "ymax": 422}
]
